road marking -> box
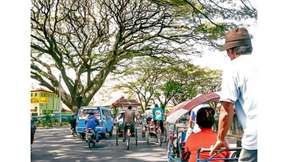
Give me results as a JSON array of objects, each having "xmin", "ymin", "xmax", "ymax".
[{"xmin": 75, "ymin": 160, "xmax": 80, "ymax": 162}]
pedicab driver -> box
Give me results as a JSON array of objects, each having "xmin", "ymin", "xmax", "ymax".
[{"xmin": 210, "ymin": 27, "xmax": 258, "ymax": 162}]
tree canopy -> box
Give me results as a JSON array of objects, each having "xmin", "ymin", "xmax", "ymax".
[
  {"xmin": 31, "ymin": 0, "xmax": 256, "ymax": 112},
  {"xmin": 113, "ymin": 57, "xmax": 221, "ymax": 112}
]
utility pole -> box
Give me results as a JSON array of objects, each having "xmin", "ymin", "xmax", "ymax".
[{"xmin": 58, "ymin": 75, "xmax": 62, "ymax": 124}]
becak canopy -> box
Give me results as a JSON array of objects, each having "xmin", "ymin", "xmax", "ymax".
[{"xmin": 166, "ymin": 92, "xmax": 220, "ymax": 124}]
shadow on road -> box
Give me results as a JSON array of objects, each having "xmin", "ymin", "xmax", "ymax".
[{"xmin": 31, "ymin": 128, "xmax": 167, "ymax": 162}]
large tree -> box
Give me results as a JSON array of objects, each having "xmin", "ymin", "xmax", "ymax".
[
  {"xmin": 113, "ymin": 57, "xmax": 167, "ymax": 113},
  {"xmin": 165, "ymin": 64, "xmax": 222, "ymax": 105},
  {"xmin": 31, "ymin": 0, "xmax": 256, "ymax": 112},
  {"xmin": 114, "ymin": 57, "xmax": 221, "ymax": 112}
]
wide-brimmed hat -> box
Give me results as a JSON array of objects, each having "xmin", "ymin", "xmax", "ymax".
[{"xmin": 223, "ymin": 27, "xmax": 252, "ymax": 50}]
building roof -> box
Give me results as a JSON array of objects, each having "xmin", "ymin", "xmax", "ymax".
[
  {"xmin": 111, "ymin": 96, "xmax": 141, "ymax": 108},
  {"xmin": 31, "ymin": 88, "xmax": 54, "ymax": 93},
  {"xmin": 61, "ymin": 105, "xmax": 73, "ymax": 112}
]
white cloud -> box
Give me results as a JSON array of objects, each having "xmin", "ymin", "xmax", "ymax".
[{"xmin": 191, "ymin": 51, "xmax": 229, "ymax": 70}]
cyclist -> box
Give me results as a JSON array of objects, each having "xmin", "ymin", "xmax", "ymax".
[
  {"xmin": 152, "ymin": 104, "xmax": 164, "ymax": 134},
  {"xmin": 123, "ymin": 105, "xmax": 136, "ymax": 142}
]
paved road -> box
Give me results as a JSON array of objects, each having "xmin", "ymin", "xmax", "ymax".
[{"xmin": 31, "ymin": 127, "xmax": 167, "ymax": 162}]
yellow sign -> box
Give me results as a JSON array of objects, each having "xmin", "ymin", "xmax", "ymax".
[{"xmin": 31, "ymin": 97, "xmax": 48, "ymax": 104}]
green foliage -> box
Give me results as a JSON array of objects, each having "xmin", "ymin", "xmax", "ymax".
[
  {"xmin": 35, "ymin": 113, "xmax": 71, "ymax": 128},
  {"xmin": 162, "ymin": 80, "xmax": 183, "ymax": 97},
  {"xmin": 43, "ymin": 114, "xmax": 53, "ymax": 127},
  {"xmin": 31, "ymin": 0, "xmax": 256, "ymax": 111},
  {"xmin": 164, "ymin": 0, "xmax": 187, "ymax": 5},
  {"xmin": 159, "ymin": 64, "xmax": 221, "ymax": 104},
  {"xmin": 195, "ymin": 23, "xmax": 227, "ymax": 40},
  {"xmin": 158, "ymin": 0, "xmax": 199, "ymax": 17},
  {"xmin": 111, "ymin": 107, "xmax": 121, "ymax": 118},
  {"xmin": 114, "ymin": 57, "xmax": 221, "ymax": 108}
]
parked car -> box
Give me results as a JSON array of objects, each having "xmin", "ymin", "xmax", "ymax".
[{"xmin": 76, "ymin": 106, "xmax": 114, "ymax": 139}]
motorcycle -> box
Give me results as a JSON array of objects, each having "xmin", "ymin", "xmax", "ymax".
[{"xmin": 85, "ymin": 128, "xmax": 99, "ymax": 149}]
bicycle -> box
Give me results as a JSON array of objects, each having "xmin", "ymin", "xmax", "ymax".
[
  {"xmin": 116, "ymin": 122, "xmax": 138, "ymax": 150},
  {"xmin": 85, "ymin": 128, "xmax": 99, "ymax": 149},
  {"xmin": 124, "ymin": 123, "xmax": 137, "ymax": 150}
]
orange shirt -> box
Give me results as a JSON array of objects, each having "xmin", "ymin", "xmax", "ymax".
[{"xmin": 183, "ymin": 128, "xmax": 229, "ymax": 162}]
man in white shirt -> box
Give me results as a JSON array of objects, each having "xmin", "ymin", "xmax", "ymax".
[{"xmin": 210, "ymin": 27, "xmax": 258, "ymax": 162}]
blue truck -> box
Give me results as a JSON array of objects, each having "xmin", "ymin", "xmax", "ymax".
[{"xmin": 76, "ymin": 106, "xmax": 114, "ymax": 139}]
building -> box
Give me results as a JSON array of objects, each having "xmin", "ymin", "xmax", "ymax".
[
  {"xmin": 31, "ymin": 88, "xmax": 60, "ymax": 116},
  {"xmin": 111, "ymin": 96, "xmax": 141, "ymax": 112}
]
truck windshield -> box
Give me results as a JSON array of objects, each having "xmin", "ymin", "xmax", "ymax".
[{"xmin": 78, "ymin": 107, "xmax": 101, "ymax": 120}]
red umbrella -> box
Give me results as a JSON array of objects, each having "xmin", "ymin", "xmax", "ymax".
[{"xmin": 166, "ymin": 92, "xmax": 220, "ymax": 124}]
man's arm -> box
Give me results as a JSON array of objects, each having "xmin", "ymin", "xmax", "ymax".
[
  {"xmin": 217, "ymin": 101, "xmax": 235, "ymax": 141},
  {"xmin": 210, "ymin": 101, "xmax": 234, "ymax": 155},
  {"xmin": 132, "ymin": 111, "xmax": 135, "ymax": 122},
  {"xmin": 188, "ymin": 111, "xmax": 194, "ymax": 128}
]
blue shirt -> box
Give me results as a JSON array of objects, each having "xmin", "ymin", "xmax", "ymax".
[
  {"xmin": 152, "ymin": 106, "xmax": 164, "ymax": 121},
  {"xmin": 85, "ymin": 115, "xmax": 98, "ymax": 129}
]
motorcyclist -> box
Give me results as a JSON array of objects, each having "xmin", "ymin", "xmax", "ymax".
[{"xmin": 85, "ymin": 112, "xmax": 100, "ymax": 142}]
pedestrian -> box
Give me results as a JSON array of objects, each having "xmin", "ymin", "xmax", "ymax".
[
  {"xmin": 31, "ymin": 118, "xmax": 37, "ymax": 144},
  {"xmin": 70, "ymin": 113, "xmax": 77, "ymax": 135},
  {"xmin": 210, "ymin": 27, "xmax": 258, "ymax": 162},
  {"xmin": 70, "ymin": 114, "xmax": 76, "ymax": 128}
]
